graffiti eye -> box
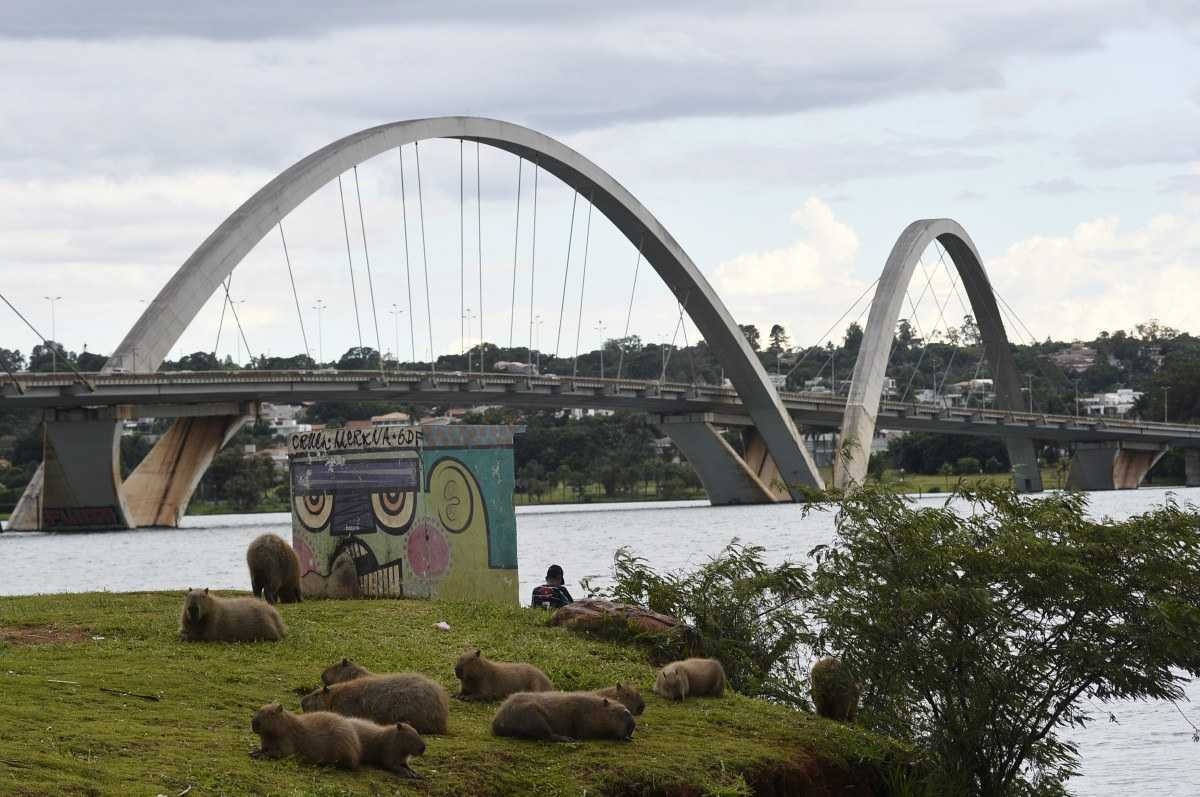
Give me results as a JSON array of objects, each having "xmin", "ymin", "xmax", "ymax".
[
  {"xmin": 295, "ymin": 492, "xmax": 333, "ymax": 531},
  {"xmin": 371, "ymin": 490, "xmax": 415, "ymax": 534}
]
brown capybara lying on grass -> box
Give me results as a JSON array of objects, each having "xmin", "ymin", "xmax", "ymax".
[
  {"xmin": 302, "ymin": 672, "xmax": 450, "ymax": 735},
  {"xmin": 594, "ymin": 683, "xmax": 645, "ymax": 715},
  {"xmin": 653, "ymin": 657, "xmax": 726, "ymax": 701},
  {"xmin": 246, "ymin": 533, "xmax": 303, "ymax": 604},
  {"xmin": 492, "ymin": 692, "xmax": 636, "ymax": 742},
  {"xmin": 251, "ymin": 703, "xmax": 425, "ymax": 777},
  {"xmin": 179, "ymin": 588, "xmax": 284, "ymax": 642},
  {"xmin": 320, "ymin": 657, "xmax": 374, "ymax": 685},
  {"xmin": 454, "ymin": 649, "xmax": 553, "ymax": 701}
]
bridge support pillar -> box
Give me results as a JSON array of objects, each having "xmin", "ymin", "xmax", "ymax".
[
  {"xmin": 1186, "ymin": 449, "xmax": 1200, "ymax": 488},
  {"xmin": 657, "ymin": 415, "xmax": 790, "ymax": 505},
  {"xmin": 1007, "ymin": 437, "xmax": 1044, "ymax": 493},
  {"xmin": 7, "ymin": 409, "xmax": 132, "ymax": 530},
  {"xmin": 123, "ymin": 414, "xmax": 251, "ymax": 527},
  {"xmin": 1067, "ymin": 441, "xmax": 1166, "ymax": 491}
]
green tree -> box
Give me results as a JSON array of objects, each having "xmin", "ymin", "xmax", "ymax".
[
  {"xmin": 738, "ymin": 324, "xmax": 761, "ymax": 351},
  {"xmin": 809, "ymin": 487, "xmax": 1200, "ymax": 796},
  {"xmin": 0, "ymin": 348, "xmax": 27, "ymax": 373},
  {"xmin": 767, "ymin": 324, "xmax": 789, "ymax": 353}
]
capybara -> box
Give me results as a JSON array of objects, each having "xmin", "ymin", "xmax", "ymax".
[
  {"xmin": 247, "ymin": 533, "xmax": 303, "ymax": 604},
  {"xmin": 810, "ymin": 656, "xmax": 860, "ymax": 722},
  {"xmin": 301, "ymin": 673, "xmax": 450, "ymax": 735},
  {"xmin": 250, "ymin": 703, "xmax": 361, "ymax": 769},
  {"xmin": 454, "ymin": 649, "xmax": 553, "ymax": 701},
  {"xmin": 348, "ymin": 718, "xmax": 426, "ymax": 779},
  {"xmin": 179, "ymin": 588, "xmax": 285, "ymax": 643},
  {"xmin": 653, "ymin": 657, "xmax": 726, "ymax": 701},
  {"xmin": 594, "ymin": 682, "xmax": 645, "ymax": 715},
  {"xmin": 321, "ymin": 657, "xmax": 373, "ymax": 686},
  {"xmin": 492, "ymin": 692, "xmax": 635, "ymax": 742}
]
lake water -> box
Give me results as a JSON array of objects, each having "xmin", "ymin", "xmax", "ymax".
[{"xmin": 2, "ymin": 489, "xmax": 1198, "ymax": 794}]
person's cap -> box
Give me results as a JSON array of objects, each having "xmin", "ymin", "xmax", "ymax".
[{"xmin": 546, "ymin": 564, "xmax": 564, "ymax": 580}]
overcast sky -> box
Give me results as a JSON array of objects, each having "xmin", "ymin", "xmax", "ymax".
[{"xmin": 2, "ymin": 1, "xmax": 1199, "ymax": 366}]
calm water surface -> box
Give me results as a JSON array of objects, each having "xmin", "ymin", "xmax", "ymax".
[{"xmin": 2, "ymin": 489, "xmax": 1197, "ymax": 794}]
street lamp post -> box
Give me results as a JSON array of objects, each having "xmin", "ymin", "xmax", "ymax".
[
  {"xmin": 231, "ymin": 300, "xmax": 247, "ymax": 364},
  {"xmin": 389, "ymin": 304, "xmax": 405, "ymax": 371},
  {"xmin": 594, "ymin": 321, "xmax": 607, "ymax": 379},
  {"xmin": 534, "ymin": 315, "xmax": 544, "ymax": 371},
  {"xmin": 462, "ymin": 308, "xmax": 477, "ymax": 374},
  {"xmin": 312, "ymin": 300, "xmax": 327, "ymax": 364},
  {"xmin": 44, "ymin": 295, "xmax": 61, "ymax": 371}
]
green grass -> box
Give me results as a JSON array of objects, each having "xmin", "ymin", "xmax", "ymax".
[{"xmin": 0, "ymin": 593, "xmax": 908, "ymax": 797}]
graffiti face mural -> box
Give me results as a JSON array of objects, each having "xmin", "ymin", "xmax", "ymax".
[{"xmin": 288, "ymin": 424, "xmax": 519, "ymax": 605}]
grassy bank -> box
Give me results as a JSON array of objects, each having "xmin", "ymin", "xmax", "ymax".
[{"xmin": 0, "ymin": 593, "xmax": 908, "ymax": 796}]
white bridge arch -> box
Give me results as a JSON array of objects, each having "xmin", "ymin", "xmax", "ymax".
[
  {"xmin": 833, "ymin": 219, "xmax": 1042, "ymax": 492},
  {"xmin": 108, "ymin": 116, "xmax": 823, "ymax": 496}
]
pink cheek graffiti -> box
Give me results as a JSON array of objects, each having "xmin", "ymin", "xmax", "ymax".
[{"xmin": 407, "ymin": 521, "xmax": 451, "ymax": 577}]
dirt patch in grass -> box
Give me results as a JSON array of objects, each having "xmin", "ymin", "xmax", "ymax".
[{"xmin": 0, "ymin": 625, "xmax": 91, "ymax": 646}]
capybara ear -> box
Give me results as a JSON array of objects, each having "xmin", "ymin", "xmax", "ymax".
[
  {"xmin": 322, "ymin": 685, "xmax": 330, "ymax": 693},
  {"xmin": 602, "ymin": 698, "xmax": 610, "ymax": 706},
  {"xmin": 341, "ymin": 657, "xmax": 348, "ymax": 666},
  {"xmin": 474, "ymin": 649, "xmax": 481, "ymax": 657},
  {"xmin": 399, "ymin": 722, "xmax": 416, "ymax": 732},
  {"xmin": 204, "ymin": 588, "xmax": 210, "ymax": 595},
  {"xmin": 616, "ymin": 682, "xmax": 623, "ymax": 689}
]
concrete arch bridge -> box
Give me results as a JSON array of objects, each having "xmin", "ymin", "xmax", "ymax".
[{"xmin": 5, "ymin": 117, "xmax": 1198, "ymax": 530}]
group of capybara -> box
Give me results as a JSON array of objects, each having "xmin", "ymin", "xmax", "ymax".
[{"xmin": 180, "ymin": 532, "xmax": 858, "ymax": 780}]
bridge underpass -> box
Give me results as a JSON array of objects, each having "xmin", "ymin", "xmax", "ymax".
[{"xmin": 5, "ymin": 116, "xmax": 1199, "ymax": 530}]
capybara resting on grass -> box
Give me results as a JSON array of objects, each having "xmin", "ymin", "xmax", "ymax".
[
  {"xmin": 179, "ymin": 588, "xmax": 284, "ymax": 642},
  {"xmin": 594, "ymin": 682, "xmax": 645, "ymax": 715},
  {"xmin": 247, "ymin": 533, "xmax": 303, "ymax": 604},
  {"xmin": 321, "ymin": 657, "xmax": 374, "ymax": 685},
  {"xmin": 301, "ymin": 673, "xmax": 450, "ymax": 735},
  {"xmin": 454, "ymin": 649, "xmax": 553, "ymax": 701},
  {"xmin": 653, "ymin": 657, "xmax": 726, "ymax": 701},
  {"xmin": 492, "ymin": 692, "xmax": 636, "ymax": 742},
  {"xmin": 250, "ymin": 703, "xmax": 425, "ymax": 777},
  {"xmin": 810, "ymin": 656, "xmax": 860, "ymax": 722},
  {"xmin": 251, "ymin": 703, "xmax": 361, "ymax": 769},
  {"xmin": 347, "ymin": 718, "xmax": 426, "ymax": 779}
]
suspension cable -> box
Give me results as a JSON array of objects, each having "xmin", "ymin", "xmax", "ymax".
[
  {"xmin": 509, "ymin": 157, "xmax": 523, "ymax": 348},
  {"xmin": 398, "ymin": 147, "xmax": 417, "ymax": 364},
  {"xmin": 0, "ymin": 290, "xmax": 93, "ymax": 387},
  {"xmin": 615, "ymin": 238, "xmax": 644, "ymax": 379},
  {"xmin": 572, "ymin": 195, "xmax": 594, "ymax": 378},
  {"xmin": 213, "ymin": 273, "xmax": 233, "ymax": 359},
  {"xmin": 476, "ymin": 142, "xmax": 484, "ymax": 373},
  {"xmin": 784, "ymin": 277, "xmax": 878, "ymax": 380},
  {"xmin": 528, "ymin": 161, "xmax": 539, "ymax": 369},
  {"xmin": 277, "ymin": 223, "xmax": 311, "ymax": 361},
  {"xmin": 352, "ymin": 166, "xmax": 386, "ymax": 376},
  {"xmin": 554, "ymin": 190, "xmax": 578, "ymax": 361},
  {"xmin": 336, "ymin": 174, "xmax": 365, "ymax": 355},
  {"xmin": 216, "ymin": 274, "xmax": 254, "ymax": 366},
  {"xmin": 413, "ymin": 141, "xmax": 435, "ymax": 372},
  {"xmin": 459, "ymin": 140, "xmax": 465, "ymax": 358}
]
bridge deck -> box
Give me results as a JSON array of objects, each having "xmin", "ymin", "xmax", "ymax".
[{"xmin": 5, "ymin": 370, "xmax": 1199, "ymax": 446}]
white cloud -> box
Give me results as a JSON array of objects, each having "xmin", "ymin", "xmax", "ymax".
[
  {"xmin": 709, "ymin": 198, "xmax": 871, "ymax": 345},
  {"xmin": 989, "ymin": 205, "xmax": 1200, "ymax": 340}
]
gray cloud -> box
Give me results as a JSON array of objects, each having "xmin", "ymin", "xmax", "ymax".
[
  {"xmin": 0, "ymin": 2, "xmax": 1192, "ymax": 179},
  {"xmin": 1075, "ymin": 113, "xmax": 1200, "ymax": 168}
]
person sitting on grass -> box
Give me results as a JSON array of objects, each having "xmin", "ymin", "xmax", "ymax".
[{"xmin": 531, "ymin": 564, "xmax": 574, "ymax": 609}]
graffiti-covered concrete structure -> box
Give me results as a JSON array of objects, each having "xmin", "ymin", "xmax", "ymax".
[{"xmin": 288, "ymin": 424, "xmax": 519, "ymax": 605}]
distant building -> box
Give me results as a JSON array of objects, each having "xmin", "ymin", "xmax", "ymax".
[
  {"xmin": 370, "ymin": 411, "xmax": 411, "ymax": 426},
  {"xmin": 1051, "ymin": 343, "xmax": 1097, "ymax": 374},
  {"xmin": 261, "ymin": 403, "xmax": 311, "ymax": 437},
  {"xmin": 1080, "ymin": 388, "xmax": 1142, "ymax": 418},
  {"xmin": 768, "ymin": 373, "xmax": 787, "ymax": 389}
]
